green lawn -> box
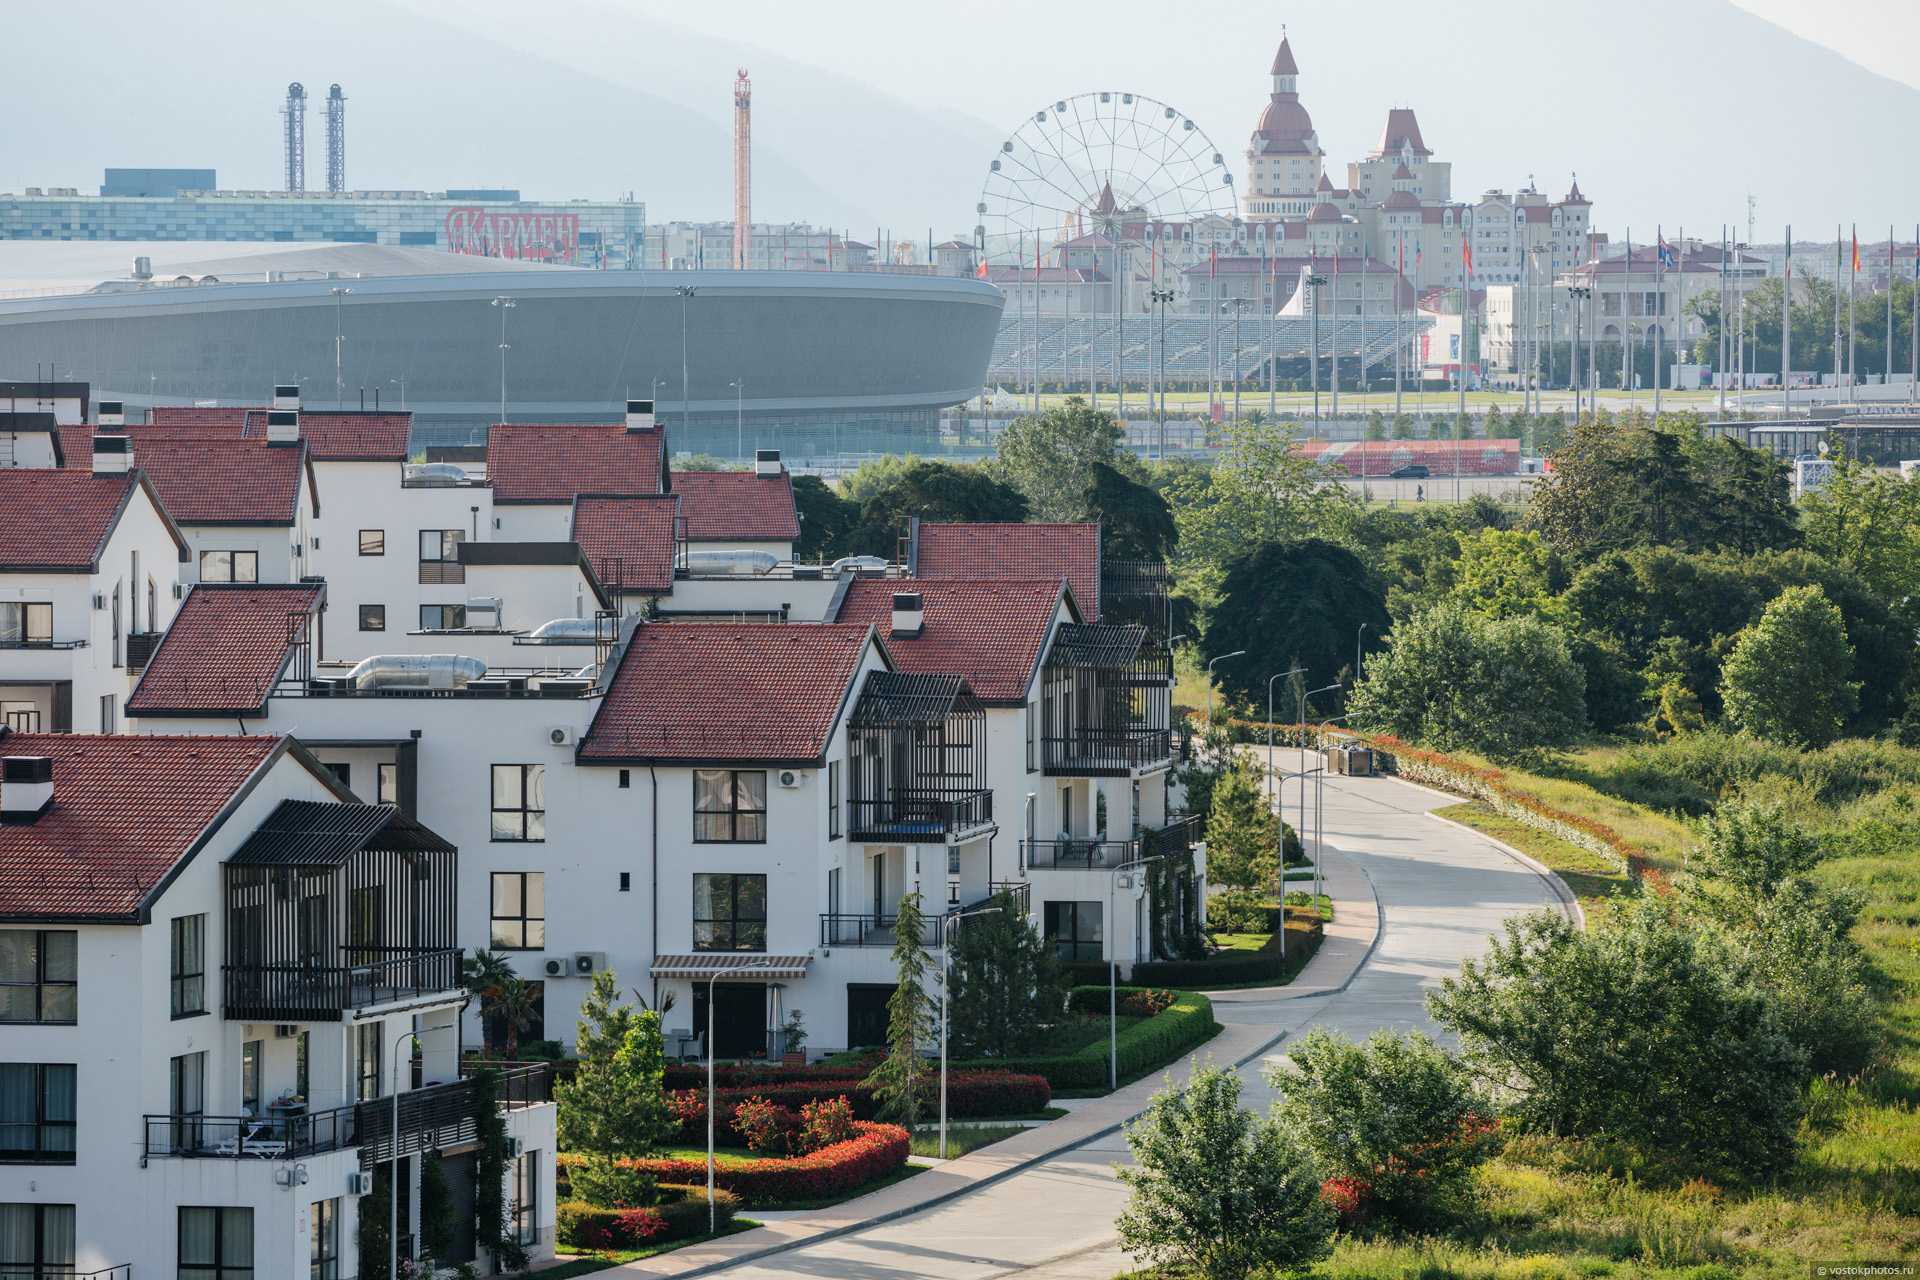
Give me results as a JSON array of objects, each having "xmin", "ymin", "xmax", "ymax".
[
  {"xmin": 543, "ymin": 1220, "xmax": 760, "ymax": 1277},
  {"xmin": 1435, "ymin": 801, "xmax": 1633, "ymax": 907},
  {"xmin": 909, "ymin": 1124, "xmax": 1031, "ymax": 1158},
  {"xmin": 1208, "ymin": 931, "xmax": 1271, "ymax": 953},
  {"xmin": 1039, "ymin": 1013, "xmax": 1144, "ymax": 1054}
]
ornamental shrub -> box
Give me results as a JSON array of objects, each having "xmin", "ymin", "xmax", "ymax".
[
  {"xmin": 731, "ymin": 1095, "xmax": 797, "ymax": 1155},
  {"xmin": 797, "ymin": 1096, "xmax": 856, "ymax": 1153},
  {"xmin": 658, "ymin": 1071, "xmax": 1051, "ymax": 1142},
  {"xmin": 556, "ymin": 1184, "xmax": 738, "ymax": 1252},
  {"xmin": 561, "ymin": 1121, "xmax": 911, "ymax": 1205}
]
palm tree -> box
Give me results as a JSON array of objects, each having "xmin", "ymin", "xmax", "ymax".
[
  {"xmin": 463, "ymin": 951, "xmax": 518, "ymax": 1054},
  {"xmin": 491, "ymin": 977, "xmax": 540, "ymax": 1061}
]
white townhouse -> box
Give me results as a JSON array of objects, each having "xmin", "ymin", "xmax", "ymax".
[
  {"xmin": 0, "ymin": 460, "xmax": 189, "ymax": 734},
  {"xmin": 0, "ymin": 730, "xmax": 558, "ymax": 1279},
  {"xmin": 485, "ymin": 408, "xmax": 671, "ymax": 544}
]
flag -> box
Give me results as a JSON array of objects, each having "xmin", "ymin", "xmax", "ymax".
[
  {"xmin": 1852, "ymin": 228, "xmax": 1860, "ymax": 274},
  {"xmin": 1462, "ymin": 237, "xmax": 1472, "ymax": 275},
  {"xmin": 975, "ymin": 255, "xmax": 989, "ymax": 280},
  {"xmin": 1209, "ymin": 245, "xmax": 1217, "ymax": 279},
  {"xmin": 1657, "ymin": 236, "xmax": 1676, "ymax": 271}
]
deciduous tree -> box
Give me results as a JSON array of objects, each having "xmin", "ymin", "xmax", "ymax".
[{"xmin": 1719, "ymin": 583, "xmax": 1859, "ymax": 747}]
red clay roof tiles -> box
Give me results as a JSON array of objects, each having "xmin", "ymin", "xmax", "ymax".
[
  {"xmin": 571, "ymin": 495, "xmax": 681, "ymax": 593},
  {"xmin": 60, "ymin": 431, "xmax": 311, "ymax": 526},
  {"xmin": 670, "ymin": 470, "xmax": 800, "ymax": 542},
  {"xmin": 128, "ymin": 583, "xmax": 324, "ymax": 715},
  {"xmin": 486, "ymin": 423, "xmax": 666, "ymax": 504},
  {"xmin": 0, "ymin": 469, "xmax": 140, "ymax": 572},
  {"xmin": 241, "ymin": 411, "xmax": 412, "ymax": 461},
  {"xmin": 0, "ymin": 732, "xmax": 283, "ymax": 920},
  {"xmin": 580, "ymin": 622, "xmax": 872, "ymax": 764},
  {"xmin": 834, "ymin": 578, "xmax": 1066, "ymax": 703},
  {"xmin": 914, "ymin": 522, "xmax": 1101, "ymax": 620}
]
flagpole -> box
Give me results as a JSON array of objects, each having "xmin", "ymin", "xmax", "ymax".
[
  {"xmin": 1624, "ymin": 227, "xmax": 1633, "ymax": 410},
  {"xmin": 1719, "ymin": 225, "xmax": 1729, "ymax": 417},
  {"xmin": 1654, "ymin": 225, "xmax": 1664, "ymax": 418},
  {"xmin": 1267, "ymin": 245, "xmax": 1277, "ymax": 419},
  {"xmin": 1783, "ymin": 224, "xmax": 1793, "ymax": 417},
  {"xmin": 1888, "ymin": 225, "xmax": 1896, "ymax": 394},
  {"xmin": 1848, "ymin": 224, "xmax": 1857, "ymax": 398},
  {"xmin": 1834, "ymin": 225, "xmax": 1843, "ymax": 398},
  {"xmin": 1394, "ymin": 237, "xmax": 1404, "ymax": 418},
  {"xmin": 1913, "ymin": 222, "xmax": 1919, "ymax": 405},
  {"xmin": 1331, "ymin": 254, "xmax": 1341, "ymax": 420},
  {"xmin": 1208, "ymin": 245, "xmax": 1218, "ymax": 423}
]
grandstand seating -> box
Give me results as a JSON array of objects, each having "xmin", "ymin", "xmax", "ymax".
[{"xmin": 988, "ymin": 314, "xmax": 1432, "ymax": 383}]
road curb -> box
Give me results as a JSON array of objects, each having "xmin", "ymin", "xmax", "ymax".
[{"xmin": 1423, "ymin": 810, "xmax": 1586, "ymax": 930}]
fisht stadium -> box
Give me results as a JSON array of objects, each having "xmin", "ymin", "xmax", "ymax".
[{"xmin": 0, "ymin": 243, "xmax": 1004, "ymax": 459}]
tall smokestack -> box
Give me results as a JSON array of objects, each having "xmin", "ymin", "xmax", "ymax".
[
  {"xmin": 733, "ymin": 69, "xmax": 751, "ymax": 270},
  {"xmin": 325, "ymin": 84, "xmax": 347, "ymax": 195},
  {"xmin": 282, "ymin": 82, "xmax": 308, "ymax": 194}
]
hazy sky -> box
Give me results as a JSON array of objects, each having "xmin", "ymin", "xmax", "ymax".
[{"xmin": 1730, "ymin": 0, "xmax": 1920, "ymax": 89}]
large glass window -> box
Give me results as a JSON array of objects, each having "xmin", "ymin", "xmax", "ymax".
[
  {"xmin": 377, "ymin": 763, "xmax": 398, "ymax": 806},
  {"xmin": 170, "ymin": 1052, "xmax": 204, "ymax": 1150},
  {"xmin": 491, "ymin": 765, "xmax": 546, "ymax": 842},
  {"xmin": 179, "ymin": 1206, "xmax": 253, "ymax": 1280},
  {"xmin": 0, "ymin": 1203, "xmax": 75, "ymax": 1279},
  {"xmin": 171, "ymin": 915, "xmax": 206, "ymax": 1017},
  {"xmin": 308, "ymin": 1198, "xmax": 338, "ymax": 1280},
  {"xmin": 1044, "ymin": 901, "xmax": 1103, "ymax": 963},
  {"xmin": 693, "ymin": 770, "xmax": 766, "ymax": 843},
  {"xmin": 241, "ymin": 1041, "xmax": 261, "ymax": 1116},
  {"xmin": 199, "ymin": 550, "xmax": 259, "ymax": 583},
  {"xmin": 0, "ymin": 603, "xmax": 52, "ymax": 646},
  {"xmin": 418, "ymin": 604, "xmax": 467, "ymax": 631},
  {"xmin": 511, "ymin": 1151, "xmax": 539, "ymax": 1246},
  {"xmin": 0, "ymin": 1065, "xmax": 75, "ymax": 1163},
  {"xmin": 355, "ymin": 1024, "xmax": 381, "ymax": 1102},
  {"xmin": 418, "ymin": 529, "xmax": 464, "ymax": 584},
  {"xmin": 0, "ymin": 932, "xmax": 76, "ymax": 1024},
  {"xmin": 490, "ymin": 872, "xmax": 545, "ymax": 950},
  {"xmin": 692, "ymin": 874, "xmax": 767, "ymax": 952}
]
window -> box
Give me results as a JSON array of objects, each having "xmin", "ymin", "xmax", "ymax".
[
  {"xmin": 491, "ymin": 764, "xmax": 546, "ymax": 842},
  {"xmin": 377, "ymin": 763, "xmax": 398, "ymax": 806},
  {"xmin": 827, "ymin": 760, "xmax": 841, "ymax": 840},
  {"xmin": 0, "ymin": 1203, "xmax": 74, "ymax": 1278},
  {"xmin": 324, "ymin": 762, "xmax": 352, "ymax": 792},
  {"xmin": 358, "ymin": 604, "xmax": 386, "ymax": 631},
  {"xmin": 1025, "ymin": 702, "xmax": 1037, "ymax": 772},
  {"xmin": 308, "ymin": 1198, "xmax": 338, "ymax": 1280},
  {"xmin": 419, "ymin": 604, "xmax": 466, "ymax": 631},
  {"xmin": 355, "ymin": 1024, "xmax": 381, "ymax": 1102},
  {"xmin": 358, "ymin": 529, "xmax": 385, "ymax": 556},
  {"xmin": 170, "ymin": 1051, "xmax": 204, "ymax": 1148},
  {"xmin": 97, "ymin": 694, "xmax": 114, "ymax": 734},
  {"xmin": 0, "ymin": 1065, "xmax": 75, "ymax": 1163},
  {"xmin": 241, "ymin": 1041, "xmax": 261, "ymax": 1116},
  {"xmin": 693, "ymin": 873, "xmax": 767, "ymax": 952},
  {"xmin": 111, "ymin": 583, "xmax": 121, "ymax": 667},
  {"xmin": 490, "ymin": 872, "xmax": 545, "ymax": 950},
  {"xmin": 0, "ymin": 603, "xmax": 52, "ymax": 646},
  {"xmin": 0, "ymin": 932, "xmax": 76, "ymax": 1024},
  {"xmin": 693, "ymin": 769, "xmax": 766, "ymax": 843},
  {"xmin": 295, "ymin": 1031, "xmax": 309, "ymax": 1102},
  {"xmin": 170, "ymin": 915, "xmax": 206, "ymax": 1017},
  {"xmin": 199, "ymin": 550, "xmax": 259, "ymax": 583},
  {"xmin": 511, "ymin": 1151, "xmax": 539, "ymax": 1247},
  {"xmin": 418, "ymin": 529, "xmax": 464, "ymax": 584},
  {"xmin": 179, "ymin": 1206, "xmax": 253, "ymax": 1280},
  {"xmin": 1044, "ymin": 901, "xmax": 1103, "ymax": 963}
]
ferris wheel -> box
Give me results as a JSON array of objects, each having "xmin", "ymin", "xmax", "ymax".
[{"xmin": 974, "ymin": 91, "xmax": 1237, "ymax": 262}]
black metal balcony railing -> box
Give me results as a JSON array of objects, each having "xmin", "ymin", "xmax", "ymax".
[
  {"xmin": 0, "ymin": 638, "xmax": 86, "ymax": 650},
  {"xmin": 1024, "ymin": 816, "xmax": 1204, "ymax": 873},
  {"xmin": 222, "ymin": 948, "xmax": 463, "ymax": 1022},
  {"xmin": 819, "ymin": 912, "xmax": 941, "ymax": 948},
  {"xmin": 125, "ymin": 630, "xmax": 163, "ymax": 672},
  {"xmin": 1140, "ymin": 814, "xmax": 1204, "ymax": 861},
  {"xmin": 142, "ymin": 1064, "xmax": 551, "ymax": 1166},
  {"xmin": 957, "ymin": 881, "xmax": 1032, "ymax": 918},
  {"xmin": 69, "ymin": 1268, "xmax": 133, "ymax": 1280},
  {"xmin": 847, "ymin": 790, "xmax": 993, "ymax": 842},
  {"xmin": 1042, "ymin": 728, "xmax": 1173, "ymax": 777}
]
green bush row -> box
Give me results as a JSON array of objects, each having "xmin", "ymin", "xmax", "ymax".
[
  {"xmin": 555, "ymin": 1183, "xmax": 738, "ymax": 1253},
  {"xmin": 956, "ymin": 987, "xmax": 1220, "ymax": 1090},
  {"xmin": 1130, "ymin": 918, "xmax": 1324, "ymax": 988}
]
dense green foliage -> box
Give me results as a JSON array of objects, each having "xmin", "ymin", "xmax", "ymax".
[
  {"xmin": 841, "ymin": 460, "xmax": 1028, "ymax": 557},
  {"xmin": 863, "ymin": 891, "xmax": 935, "ymax": 1124},
  {"xmin": 1116, "ymin": 1065, "xmax": 1334, "ymax": 1280},
  {"xmin": 946, "ymin": 888, "xmax": 1068, "ymax": 1058},
  {"xmin": 1201, "ymin": 759, "xmax": 1281, "ymax": 923},
  {"xmin": 1203, "ymin": 539, "xmax": 1387, "ymax": 707},
  {"xmin": 968, "ymin": 988, "xmax": 1219, "ymax": 1090},
  {"xmin": 1719, "ymin": 584, "xmax": 1861, "ymax": 747},
  {"xmin": 556, "ymin": 970, "xmax": 675, "ymax": 1209}
]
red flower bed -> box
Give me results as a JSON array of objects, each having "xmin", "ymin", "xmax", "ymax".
[
  {"xmin": 560, "ymin": 1121, "xmax": 910, "ymax": 1204},
  {"xmin": 661, "ymin": 1070, "xmax": 1049, "ymax": 1142}
]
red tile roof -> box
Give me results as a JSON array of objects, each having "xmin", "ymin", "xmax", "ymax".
[
  {"xmin": 60, "ymin": 431, "xmax": 313, "ymax": 526},
  {"xmin": 670, "ymin": 470, "xmax": 800, "ymax": 542},
  {"xmin": 147, "ymin": 406, "xmax": 253, "ymax": 430},
  {"xmin": 0, "ymin": 732, "xmax": 283, "ymax": 921},
  {"xmin": 0, "ymin": 469, "xmax": 146, "ymax": 572},
  {"xmin": 834, "ymin": 579, "xmax": 1066, "ymax": 703},
  {"xmin": 241, "ymin": 410, "xmax": 412, "ymax": 461},
  {"xmin": 128, "ymin": 583, "xmax": 324, "ymax": 715},
  {"xmin": 486, "ymin": 423, "xmax": 667, "ymax": 504},
  {"xmin": 571, "ymin": 494, "xmax": 681, "ymax": 593},
  {"xmin": 580, "ymin": 622, "xmax": 872, "ymax": 764},
  {"xmin": 914, "ymin": 522, "xmax": 1102, "ymax": 620}
]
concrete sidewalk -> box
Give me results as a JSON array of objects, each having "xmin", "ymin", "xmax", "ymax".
[{"xmin": 607, "ymin": 842, "xmax": 1384, "ymax": 1278}]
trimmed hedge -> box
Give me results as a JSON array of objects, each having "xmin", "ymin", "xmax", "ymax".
[
  {"xmin": 657, "ymin": 1070, "xmax": 1051, "ymax": 1142},
  {"xmin": 1129, "ymin": 916, "xmax": 1323, "ymax": 988},
  {"xmin": 556, "ymin": 1183, "xmax": 739, "ymax": 1252},
  {"xmin": 955, "ymin": 988, "xmax": 1219, "ymax": 1090},
  {"xmin": 561, "ymin": 1121, "xmax": 909, "ymax": 1205}
]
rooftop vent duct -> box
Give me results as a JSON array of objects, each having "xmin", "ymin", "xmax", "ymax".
[
  {"xmin": 0, "ymin": 756, "xmax": 53, "ymax": 820},
  {"xmin": 755, "ymin": 448, "xmax": 781, "ymax": 478},
  {"xmin": 131, "ymin": 256, "xmax": 153, "ymax": 281},
  {"xmin": 96, "ymin": 401, "xmax": 125, "ymax": 429},
  {"xmin": 345, "ymin": 654, "xmax": 487, "ymax": 692},
  {"xmin": 91, "ymin": 432, "xmax": 132, "ymax": 475},
  {"xmin": 527, "ymin": 617, "xmax": 599, "ymax": 643},
  {"xmin": 683, "ymin": 550, "xmax": 778, "ymax": 576},
  {"xmin": 265, "ymin": 409, "xmax": 300, "ymax": 444},
  {"xmin": 891, "ymin": 591, "xmax": 925, "ymax": 637},
  {"xmin": 625, "ymin": 399, "xmax": 655, "ymax": 432},
  {"xmin": 271, "ymin": 385, "xmax": 301, "ymax": 411}
]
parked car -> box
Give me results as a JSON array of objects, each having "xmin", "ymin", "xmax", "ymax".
[{"xmin": 1389, "ymin": 463, "xmax": 1431, "ymax": 479}]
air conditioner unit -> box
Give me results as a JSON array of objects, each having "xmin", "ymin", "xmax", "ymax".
[
  {"xmin": 546, "ymin": 726, "xmax": 575, "ymax": 747},
  {"xmin": 506, "ymin": 1137, "xmax": 524, "ymax": 1158},
  {"xmin": 573, "ymin": 951, "xmax": 607, "ymax": 977},
  {"xmin": 542, "ymin": 956, "xmax": 568, "ymax": 979},
  {"xmin": 777, "ymin": 769, "xmax": 803, "ymax": 789},
  {"xmin": 172, "ymin": 581, "xmax": 184, "ymax": 599},
  {"xmin": 275, "ymin": 1164, "xmax": 310, "ymax": 1187},
  {"xmin": 91, "ymin": 592, "xmax": 104, "ymax": 610},
  {"xmin": 274, "ymin": 1024, "xmax": 299, "ymax": 1039},
  {"xmin": 347, "ymin": 1171, "xmax": 374, "ymax": 1196},
  {"xmin": 1115, "ymin": 873, "xmax": 1134, "ymax": 890}
]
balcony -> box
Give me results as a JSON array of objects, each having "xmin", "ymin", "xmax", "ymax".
[
  {"xmin": 1023, "ymin": 815, "xmax": 1203, "ymax": 872},
  {"xmin": 847, "ymin": 671, "xmax": 993, "ymax": 843},
  {"xmin": 1042, "ymin": 728, "xmax": 1172, "ymax": 777},
  {"xmin": 125, "ymin": 630, "xmax": 162, "ymax": 673},
  {"xmin": 819, "ymin": 912, "xmax": 940, "ymax": 948},
  {"xmin": 142, "ymin": 1064, "xmax": 552, "ymax": 1167},
  {"xmin": 222, "ymin": 948, "xmax": 464, "ymax": 1023},
  {"xmin": 1040, "ymin": 623, "xmax": 1173, "ymax": 777},
  {"xmin": 847, "ymin": 790, "xmax": 993, "ymax": 844}
]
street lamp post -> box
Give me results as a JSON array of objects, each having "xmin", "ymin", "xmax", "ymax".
[
  {"xmin": 1224, "ymin": 298, "xmax": 1250, "ymax": 422},
  {"xmin": 675, "ymin": 285, "xmax": 698, "ymax": 432},
  {"xmin": 1267, "ymin": 666, "xmax": 1307, "ymax": 813},
  {"xmin": 728, "ymin": 379, "xmax": 745, "ymax": 461},
  {"xmin": 1307, "ymin": 273, "xmax": 1328, "ymax": 421},
  {"xmin": 1205, "ymin": 650, "xmax": 1246, "ymax": 730},
  {"xmin": 1355, "ymin": 623, "xmax": 1369, "ymax": 684},
  {"xmin": 707, "ymin": 960, "xmax": 771, "ymax": 1231},
  {"xmin": 387, "ymin": 1023, "xmax": 450, "ymax": 1280},
  {"xmin": 1151, "ymin": 287, "xmax": 1174, "ymax": 462},
  {"xmin": 387, "ymin": 377, "xmax": 406, "ymax": 411},
  {"xmin": 330, "ymin": 287, "xmax": 352, "ymax": 408},
  {"xmin": 489, "ymin": 296, "xmax": 515, "ymax": 423},
  {"xmin": 939, "ymin": 904, "xmax": 1003, "ymax": 1158},
  {"xmin": 1568, "ymin": 285, "xmax": 1591, "ymax": 420},
  {"xmin": 1108, "ymin": 853, "xmax": 1177, "ymax": 1090}
]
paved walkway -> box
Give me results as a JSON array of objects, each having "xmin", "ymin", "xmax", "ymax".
[{"xmin": 617, "ymin": 772, "xmax": 1570, "ymax": 1279}]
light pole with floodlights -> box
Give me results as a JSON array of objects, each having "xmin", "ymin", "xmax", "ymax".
[
  {"xmin": 675, "ymin": 285, "xmax": 698, "ymax": 432},
  {"xmin": 939, "ymin": 903, "xmax": 1003, "ymax": 1158},
  {"xmin": 330, "ymin": 286, "xmax": 351, "ymax": 408},
  {"xmin": 706, "ymin": 959, "xmax": 771, "ymax": 1231},
  {"xmin": 490, "ymin": 296, "xmax": 515, "ymax": 423},
  {"xmin": 729, "ymin": 379, "xmax": 745, "ymax": 461}
]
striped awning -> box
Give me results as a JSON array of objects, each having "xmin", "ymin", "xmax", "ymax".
[{"xmin": 649, "ymin": 953, "xmax": 812, "ymax": 980}]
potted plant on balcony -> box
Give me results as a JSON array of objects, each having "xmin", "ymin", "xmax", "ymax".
[{"xmin": 780, "ymin": 1010, "xmax": 808, "ymax": 1066}]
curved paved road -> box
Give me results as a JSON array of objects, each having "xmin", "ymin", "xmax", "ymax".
[{"xmin": 653, "ymin": 773, "xmax": 1567, "ymax": 1280}]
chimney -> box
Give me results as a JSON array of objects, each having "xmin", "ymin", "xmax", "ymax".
[
  {"xmin": 890, "ymin": 591, "xmax": 925, "ymax": 637},
  {"xmin": 96, "ymin": 400, "xmax": 125, "ymax": 429},
  {"xmin": 91, "ymin": 432, "xmax": 132, "ymax": 475},
  {"xmin": 625, "ymin": 399, "xmax": 655, "ymax": 432},
  {"xmin": 1, "ymin": 757, "xmax": 53, "ymax": 820},
  {"xmin": 272, "ymin": 384, "xmax": 301, "ymax": 412},
  {"xmin": 132, "ymin": 256, "xmax": 153, "ymax": 281},
  {"xmin": 754, "ymin": 447, "xmax": 781, "ymax": 478},
  {"xmin": 265, "ymin": 409, "xmax": 300, "ymax": 444}
]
